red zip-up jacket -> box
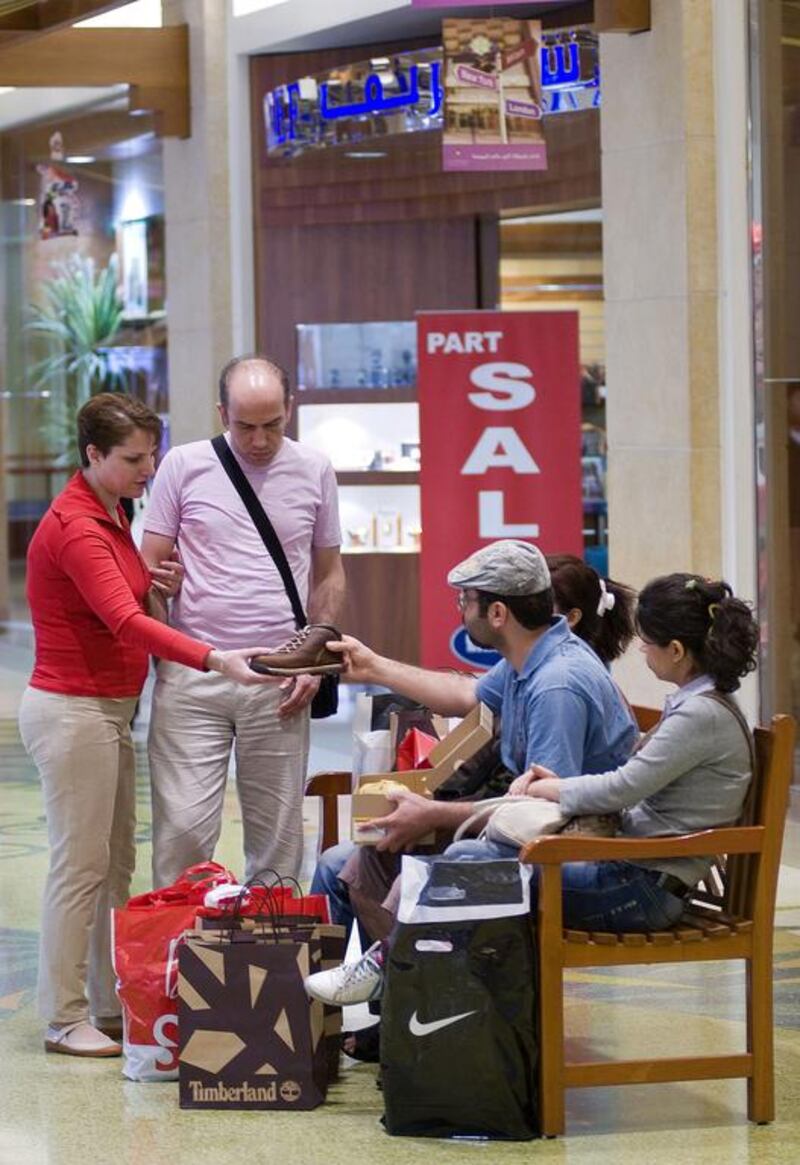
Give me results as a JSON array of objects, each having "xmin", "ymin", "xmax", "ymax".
[{"xmin": 26, "ymin": 472, "xmax": 211, "ymax": 697}]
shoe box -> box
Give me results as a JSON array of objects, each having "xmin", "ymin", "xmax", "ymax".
[{"xmin": 350, "ymin": 702, "xmax": 493, "ymax": 844}]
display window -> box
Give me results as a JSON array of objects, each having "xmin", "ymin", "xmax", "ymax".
[{"xmin": 1, "ymin": 97, "xmax": 166, "ymax": 572}]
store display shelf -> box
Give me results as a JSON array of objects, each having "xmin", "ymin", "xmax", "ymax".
[
  {"xmin": 297, "ymin": 387, "xmax": 416, "ymax": 404},
  {"xmin": 336, "ymin": 470, "xmax": 419, "ymax": 486}
]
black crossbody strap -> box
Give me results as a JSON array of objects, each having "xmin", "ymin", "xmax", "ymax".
[{"xmin": 210, "ymin": 434, "xmax": 306, "ymax": 629}]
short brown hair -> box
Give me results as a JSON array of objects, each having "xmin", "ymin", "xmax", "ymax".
[
  {"xmin": 475, "ymin": 587, "xmax": 554, "ymax": 630},
  {"xmin": 218, "ymin": 354, "xmax": 291, "ymax": 408},
  {"xmin": 77, "ymin": 393, "xmax": 162, "ymax": 467}
]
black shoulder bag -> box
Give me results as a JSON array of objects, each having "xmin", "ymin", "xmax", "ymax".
[{"xmin": 210, "ymin": 434, "xmax": 339, "ymax": 719}]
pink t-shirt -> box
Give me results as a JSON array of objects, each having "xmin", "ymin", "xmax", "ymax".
[{"xmin": 144, "ymin": 434, "xmax": 341, "ymax": 650}]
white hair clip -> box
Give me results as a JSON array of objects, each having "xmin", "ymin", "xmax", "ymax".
[{"xmin": 596, "ymin": 577, "xmax": 616, "ymax": 617}]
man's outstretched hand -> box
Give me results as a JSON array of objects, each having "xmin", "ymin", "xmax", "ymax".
[{"xmin": 325, "ymin": 634, "xmax": 381, "ymax": 684}]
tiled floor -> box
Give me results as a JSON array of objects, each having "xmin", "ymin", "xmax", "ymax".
[{"xmin": 2, "ymin": 611, "xmax": 800, "ymax": 1164}]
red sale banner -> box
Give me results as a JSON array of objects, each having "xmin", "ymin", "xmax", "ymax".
[{"xmin": 417, "ymin": 310, "xmax": 582, "ymax": 669}]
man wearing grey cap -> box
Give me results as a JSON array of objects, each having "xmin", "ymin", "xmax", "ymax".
[
  {"xmin": 448, "ymin": 537, "xmax": 552, "ymax": 597},
  {"xmin": 328, "ymin": 539, "xmax": 634, "ymax": 843},
  {"xmin": 312, "ymin": 539, "xmax": 636, "ymax": 929}
]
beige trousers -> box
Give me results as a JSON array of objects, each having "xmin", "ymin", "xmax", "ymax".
[
  {"xmin": 18, "ymin": 686, "xmax": 138, "ymax": 1025},
  {"xmin": 148, "ymin": 661, "xmax": 310, "ymax": 889}
]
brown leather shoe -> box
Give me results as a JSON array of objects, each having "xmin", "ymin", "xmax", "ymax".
[{"xmin": 249, "ymin": 624, "xmax": 345, "ymax": 676}]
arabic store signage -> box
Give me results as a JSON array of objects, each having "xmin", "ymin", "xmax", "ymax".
[{"xmin": 264, "ymin": 33, "xmax": 598, "ymax": 158}]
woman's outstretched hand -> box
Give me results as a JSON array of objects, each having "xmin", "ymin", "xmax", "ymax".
[{"xmin": 206, "ymin": 648, "xmax": 283, "ymax": 686}]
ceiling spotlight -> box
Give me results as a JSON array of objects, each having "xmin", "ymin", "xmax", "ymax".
[{"xmin": 65, "ymin": 155, "xmax": 96, "ymax": 164}]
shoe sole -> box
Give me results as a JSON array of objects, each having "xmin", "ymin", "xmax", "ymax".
[
  {"xmin": 249, "ymin": 662, "xmax": 344, "ymax": 677},
  {"xmin": 304, "ymin": 982, "xmax": 382, "ymax": 1006},
  {"xmin": 44, "ymin": 1040, "xmax": 121, "ymax": 1057}
]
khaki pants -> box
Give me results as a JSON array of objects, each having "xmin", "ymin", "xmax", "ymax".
[
  {"xmin": 18, "ymin": 687, "xmax": 138, "ymax": 1025},
  {"xmin": 148, "ymin": 661, "xmax": 309, "ymax": 889}
]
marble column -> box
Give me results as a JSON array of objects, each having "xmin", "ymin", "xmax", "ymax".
[
  {"xmin": 162, "ymin": 0, "xmax": 233, "ymax": 444},
  {"xmin": 601, "ymin": 0, "xmax": 726, "ymax": 704}
]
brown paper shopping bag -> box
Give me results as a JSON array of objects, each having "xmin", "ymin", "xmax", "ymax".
[{"xmin": 178, "ymin": 924, "xmax": 344, "ymax": 1110}]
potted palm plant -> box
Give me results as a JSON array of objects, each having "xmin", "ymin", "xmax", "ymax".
[{"xmin": 26, "ymin": 252, "xmax": 125, "ymax": 462}]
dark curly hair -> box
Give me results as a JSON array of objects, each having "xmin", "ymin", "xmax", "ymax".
[
  {"xmin": 636, "ymin": 573, "xmax": 759, "ymax": 693},
  {"xmin": 547, "ymin": 554, "xmax": 636, "ymax": 665}
]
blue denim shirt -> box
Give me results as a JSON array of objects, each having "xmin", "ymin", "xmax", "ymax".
[{"xmin": 476, "ymin": 616, "xmax": 637, "ymax": 777}]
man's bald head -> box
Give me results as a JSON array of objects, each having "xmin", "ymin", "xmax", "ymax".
[
  {"xmin": 218, "ymin": 354, "xmax": 290, "ymax": 409},
  {"xmin": 217, "ymin": 355, "xmax": 293, "ymax": 468}
]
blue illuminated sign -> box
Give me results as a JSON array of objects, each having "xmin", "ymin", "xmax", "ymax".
[
  {"xmin": 319, "ymin": 62, "xmax": 443, "ymax": 121},
  {"xmin": 541, "ymin": 40, "xmax": 581, "ymax": 88},
  {"xmin": 265, "ymin": 50, "xmax": 444, "ymax": 155},
  {"xmin": 264, "ymin": 34, "xmax": 599, "ymax": 159}
]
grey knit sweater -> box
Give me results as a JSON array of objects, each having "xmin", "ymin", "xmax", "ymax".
[{"xmin": 558, "ymin": 675, "xmax": 752, "ymax": 885}]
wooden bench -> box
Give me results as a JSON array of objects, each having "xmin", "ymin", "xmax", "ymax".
[{"xmin": 522, "ymin": 713, "xmax": 796, "ymax": 1135}]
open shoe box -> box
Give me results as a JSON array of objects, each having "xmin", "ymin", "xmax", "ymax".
[{"xmin": 351, "ymin": 702, "xmax": 493, "ymax": 844}]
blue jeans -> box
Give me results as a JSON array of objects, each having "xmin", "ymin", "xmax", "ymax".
[
  {"xmin": 310, "ymin": 841, "xmax": 358, "ymax": 933},
  {"xmin": 442, "ymin": 838, "xmax": 685, "ymax": 933}
]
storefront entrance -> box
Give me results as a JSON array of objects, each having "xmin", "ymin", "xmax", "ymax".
[{"xmin": 750, "ymin": 0, "xmax": 800, "ymax": 767}]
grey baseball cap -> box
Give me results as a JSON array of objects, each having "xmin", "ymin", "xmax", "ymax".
[{"xmin": 447, "ymin": 540, "xmax": 551, "ymax": 597}]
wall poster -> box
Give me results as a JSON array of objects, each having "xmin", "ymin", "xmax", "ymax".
[
  {"xmin": 37, "ymin": 132, "xmax": 81, "ymax": 240},
  {"xmin": 442, "ymin": 16, "xmax": 547, "ymax": 171}
]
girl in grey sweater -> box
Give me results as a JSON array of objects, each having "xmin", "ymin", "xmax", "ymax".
[{"xmin": 445, "ymin": 573, "xmax": 760, "ymax": 933}]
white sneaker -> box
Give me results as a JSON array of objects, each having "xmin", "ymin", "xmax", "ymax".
[
  {"xmin": 44, "ymin": 1020, "xmax": 121, "ymax": 1058},
  {"xmin": 304, "ymin": 941, "xmax": 384, "ymax": 1006}
]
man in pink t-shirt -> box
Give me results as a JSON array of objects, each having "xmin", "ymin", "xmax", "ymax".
[{"xmin": 142, "ymin": 355, "xmax": 345, "ymax": 886}]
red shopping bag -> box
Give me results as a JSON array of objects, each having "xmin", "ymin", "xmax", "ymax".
[
  {"xmin": 112, "ymin": 862, "xmax": 237, "ymax": 1082},
  {"xmin": 195, "ymin": 883, "xmax": 331, "ymax": 924}
]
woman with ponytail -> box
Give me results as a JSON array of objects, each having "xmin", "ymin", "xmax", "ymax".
[
  {"xmin": 547, "ymin": 554, "xmax": 636, "ymax": 665},
  {"xmin": 445, "ymin": 572, "xmax": 760, "ymax": 934}
]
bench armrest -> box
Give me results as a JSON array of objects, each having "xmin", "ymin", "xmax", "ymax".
[{"xmin": 520, "ymin": 825, "xmax": 764, "ymax": 865}]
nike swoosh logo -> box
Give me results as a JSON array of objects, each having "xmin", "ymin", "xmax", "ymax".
[{"xmin": 408, "ymin": 1009, "xmax": 478, "ymax": 1037}]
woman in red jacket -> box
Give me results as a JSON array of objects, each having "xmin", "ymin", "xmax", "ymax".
[{"xmin": 19, "ymin": 393, "xmax": 276, "ymax": 1059}]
